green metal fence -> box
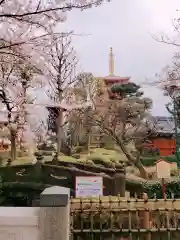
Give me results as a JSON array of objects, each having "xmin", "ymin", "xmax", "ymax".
[{"xmin": 70, "ymin": 195, "xmax": 180, "ymax": 240}]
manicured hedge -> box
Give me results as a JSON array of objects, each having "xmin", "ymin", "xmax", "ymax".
[
  {"xmin": 141, "ymin": 155, "xmax": 177, "ymax": 167},
  {"xmin": 142, "ymin": 177, "xmax": 180, "ymax": 199}
]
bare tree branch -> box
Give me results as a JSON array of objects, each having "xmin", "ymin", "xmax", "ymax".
[
  {"xmin": 43, "ymin": 33, "xmax": 78, "ymax": 153},
  {"xmin": 0, "ymin": 2, "xmax": 102, "ymax": 18},
  {"xmin": 152, "ymin": 16, "xmax": 180, "ymax": 48},
  {"xmin": 0, "ymin": 0, "xmax": 5, "ymax": 5}
]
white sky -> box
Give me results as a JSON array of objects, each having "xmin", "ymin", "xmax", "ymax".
[{"xmin": 59, "ymin": 0, "xmax": 180, "ymax": 116}]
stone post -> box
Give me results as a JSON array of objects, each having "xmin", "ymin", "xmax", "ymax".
[
  {"xmin": 113, "ymin": 167, "xmax": 126, "ymax": 197},
  {"xmin": 39, "ymin": 186, "xmax": 70, "ymax": 240}
]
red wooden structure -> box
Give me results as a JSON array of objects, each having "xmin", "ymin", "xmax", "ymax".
[
  {"xmin": 144, "ymin": 116, "xmax": 175, "ymax": 156},
  {"xmin": 151, "ymin": 138, "xmax": 175, "ymax": 156}
]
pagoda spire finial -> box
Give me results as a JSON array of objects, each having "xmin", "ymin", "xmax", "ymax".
[{"xmin": 109, "ymin": 47, "xmax": 114, "ymax": 75}]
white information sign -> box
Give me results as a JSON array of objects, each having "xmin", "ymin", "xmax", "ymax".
[{"xmin": 75, "ymin": 176, "xmax": 103, "ymax": 197}]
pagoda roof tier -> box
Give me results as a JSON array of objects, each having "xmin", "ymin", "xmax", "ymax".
[
  {"xmin": 46, "ymin": 102, "xmax": 91, "ymax": 111},
  {"xmin": 102, "ymin": 75, "xmax": 130, "ymax": 84}
]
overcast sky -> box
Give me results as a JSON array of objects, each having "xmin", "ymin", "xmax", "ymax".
[{"xmin": 60, "ymin": 0, "xmax": 180, "ymax": 116}]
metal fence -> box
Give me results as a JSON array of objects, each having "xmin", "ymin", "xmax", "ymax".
[{"xmin": 70, "ymin": 194, "xmax": 180, "ymax": 240}]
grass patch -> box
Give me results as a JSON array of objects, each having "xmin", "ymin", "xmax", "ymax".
[{"xmin": 57, "ymin": 155, "xmax": 78, "ymax": 163}]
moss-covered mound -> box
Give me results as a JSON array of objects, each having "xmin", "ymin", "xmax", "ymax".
[{"xmin": 57, "ymin": 148, "xmax": 127, "ymax": 168}]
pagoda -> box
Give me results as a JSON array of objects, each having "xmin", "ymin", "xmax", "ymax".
[
  {"xmin": 95, "ymin": 47, "xmax": 131, "ymax": 106},
  {"xmin": 95, "ymin": 48, "xmax": 131, "ymax": 108},
  {"xmin": 104, "ymin": 47, "xmax": 130, "ymax": 85},
  {"xmin": 91, "ymin": 48, "xmax": 131, "ymax": 147}
]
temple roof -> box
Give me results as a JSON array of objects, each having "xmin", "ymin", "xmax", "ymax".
[{"xmin": 153, "ymin": 116, "xmax": 175, "ymax": 135}]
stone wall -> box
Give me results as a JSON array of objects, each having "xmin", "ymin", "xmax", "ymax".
[{"xmin": 0, "ymin": 207, "xmax": 39, "ymax": 240}]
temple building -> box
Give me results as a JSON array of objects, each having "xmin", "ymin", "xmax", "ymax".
[{"xmin": 147, "ymin": 116, "xmax": 175, "ymax": 156}]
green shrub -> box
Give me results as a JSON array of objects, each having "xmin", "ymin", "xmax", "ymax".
[
  {"xmin": 141, "ymin": 175, "xmax": 180, "ymax": 199},
  {"xmin": 141, "ymin": 155, "xmax": 177, "ymax": 167},
  {"xmin": 165, "ymin": 155, "xmax": 176, "ymax": 162},
  {"xmin": 140, "ymin": 157, "xmax": 157, "ymax": 166}
]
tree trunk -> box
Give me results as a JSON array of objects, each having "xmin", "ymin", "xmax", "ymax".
[
  {"xmin": 56, "ymin": 108, "xmax": 63, "ymax": 154},
  {"xmin": 135, "ymin": 161, "xmax": 148, "ymax": 179},
  {"xmin": 10, "ymin": 129, "xmax": 16, "ymax": 161},
  {"xmin": 115, "ymin": 138, "xmax": 148, "ymax": 179},
  {"xmin": 125, "ymin": 151, "xmax": 148, "ymax": 179}
]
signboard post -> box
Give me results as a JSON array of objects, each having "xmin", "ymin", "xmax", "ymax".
[{"xmin": 75, "ymin": 176, "xmax": 103, "ymax": 197}]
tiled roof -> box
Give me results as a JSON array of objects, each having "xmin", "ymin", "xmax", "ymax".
[
  {"xmin": 103, "ymin": 75, "xmax": 130, "ymax": 81},
  {"xmin": 153, "ymin": 116, "xmax": 175, "ymax": 135}
]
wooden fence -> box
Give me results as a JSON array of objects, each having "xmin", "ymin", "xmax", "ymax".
[{"xmin": 70, "ymin": 193, "xmax": 180, "ymax": 240}]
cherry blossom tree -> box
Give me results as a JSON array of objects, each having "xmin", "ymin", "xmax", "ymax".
[
  {"xmin": 0, "ymin": 54, "xmax": 22, "ymax": 160},
  {"xmin": 0, "ymin": 53, "xmax": 45, "ymax": 161},
  {"xmin": 0, "ymin": 0, "xmax": 111, "ymax": 52}
]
